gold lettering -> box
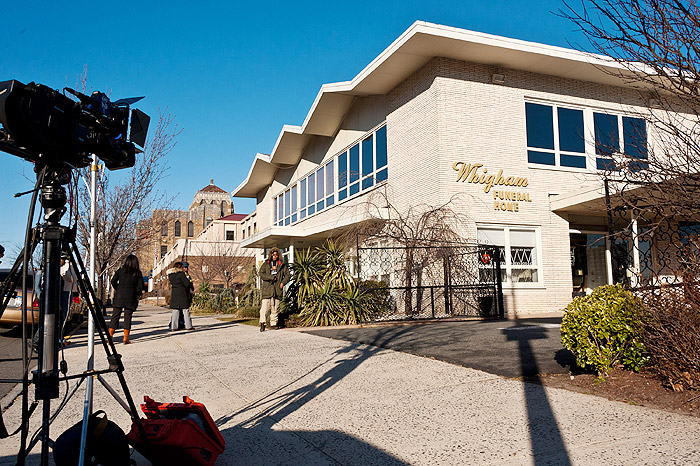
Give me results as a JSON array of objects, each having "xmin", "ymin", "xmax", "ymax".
[
  {"xmin": 483, "ymin": 174, "xmax": 496, "ymax": 193},
  {"xmin": 495, "ymin": 169, "xmax": 505, "ymax": 186},
  {"xmin": 476, "ymin": 168, "xmax": 488, "ymax": 184},
  {"xmin": 467, "ymin": 164, "xmax": 483, "ymax": 183},
  {"xmin": 505, "ymin": 176, "xmax": 514, "ymax": 186},
  {"xmin": 515, "ymin": 177, "xmax": 528, "ymax": 187}
]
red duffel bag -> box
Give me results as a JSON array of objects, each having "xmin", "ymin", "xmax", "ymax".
[{"xmin": 127, "ymin": 396, "xmax": 225, "ymax": 466}]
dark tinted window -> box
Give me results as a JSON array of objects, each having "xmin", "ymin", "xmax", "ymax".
[
  {"xmin": 594, "ymin": 113, "xmax": 619, "ymax": 155},
  {"xmin": 525, "ymin": 103, "xmax": 554, "ymax": 150},
  {"xmin": 623, "ymin": 117, "xmax": 647, "ymax": 159},
  {"xmin": 558, "ymin": 107, "xmax": 585, "ymax": 153}
]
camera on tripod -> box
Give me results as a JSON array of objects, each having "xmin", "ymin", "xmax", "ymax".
[
  {"xmin": 0, "ymin": 78, "xmax": 153, "ymax": 465},
  {"xmin": 0, "ymin": 79, "xmax": 150, "ymax": 170}
]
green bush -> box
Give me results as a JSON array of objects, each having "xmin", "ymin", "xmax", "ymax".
[
  {"xmin": 191, "ymin": 281, "xmax": 213, "ymax": 312},
  {"xmin": 210, "ymin": 288, "xmax": 236, "ymax": 314},
  {"xmin": 561, "ymin": 284, "xmax": 649, "ymax": 376},
  {"xmin": 359, "ymin": 280, "xmax": 391, "ymax": 319}
]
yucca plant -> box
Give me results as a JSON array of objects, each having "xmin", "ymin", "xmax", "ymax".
[
  {"xmin": 289, "ymin": 247, "xmax": 324, "ymax": 310},
  {"xmin": 298, "ymin": 279, "xmax": 345, "ymax": 326}
]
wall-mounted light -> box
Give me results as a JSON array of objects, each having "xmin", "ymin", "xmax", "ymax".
[{"xmin": 491, "ymin": 73, "xmax": 505, "ymax": 84}]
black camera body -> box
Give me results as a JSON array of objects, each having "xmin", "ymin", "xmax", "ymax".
[{"xmin": 0, "ymin": 79, "xmax": 149, "ymax": 170}]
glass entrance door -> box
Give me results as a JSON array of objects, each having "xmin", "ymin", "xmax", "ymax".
[{"xmin": 570, "ymin": 233, "xmax": 607, "ymax": 296}]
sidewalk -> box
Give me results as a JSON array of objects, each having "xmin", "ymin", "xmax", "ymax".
[{"xmin": 2, "ymin": 303, "xmax": 699, "ymax": 465}]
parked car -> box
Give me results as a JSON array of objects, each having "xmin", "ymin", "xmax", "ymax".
[
  {"xmin": 0, "ymin": 269, "xmax": 39, "ymax": 327},
  {"xmin": 1, "ymin": 267, "xmax": 89, "ymax": 327}
]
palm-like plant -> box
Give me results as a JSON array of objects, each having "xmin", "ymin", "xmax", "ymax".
[
  {"xmin": 290, "ymin": 239, "xmax": 369, "ymax": 326},
  {"xmin": 289, "ymin": 247, "xmax": 324, "ymax": 311},
  {"xmin": 298, "ymin": 279, "xmax": 344, "ymax": 326}
]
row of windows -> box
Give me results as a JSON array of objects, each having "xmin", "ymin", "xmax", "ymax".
[
  {"xmin": 525, "ymin": 102, "xmax": 647, "ymax": 170},
  {"xmin": 161, "ymin": 221, "xmax": 196, "ymax": 238},
  {"xmin": 274, "ymin": 125, "xmax": 388, "ymax": 226}
]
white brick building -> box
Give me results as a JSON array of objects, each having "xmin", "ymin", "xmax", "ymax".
[{"xmin": 232, "ymin": 21, "xmax": 671, "ymax": 315}]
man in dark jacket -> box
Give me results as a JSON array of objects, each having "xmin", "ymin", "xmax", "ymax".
[
  {"xmin": 168, "ymin": 262, "xmax": 195, "ymax": 331},
  {"xmin": 258, "ymin": 247, "xmax": 289, "ymax": 332}
]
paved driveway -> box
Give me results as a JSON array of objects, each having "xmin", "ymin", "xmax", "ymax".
[{"xmin": 302, "ymin": 316, "xmax": 575, "ymax": 379}]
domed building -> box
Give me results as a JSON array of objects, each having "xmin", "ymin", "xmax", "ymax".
[{"xmin": 136, "ymin": 180, "xmax": 254, "ymax": 292}]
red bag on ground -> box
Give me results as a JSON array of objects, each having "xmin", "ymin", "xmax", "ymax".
[{"xmin": 127, "ymin": 396, "xmax": 225, "ymax": 466}]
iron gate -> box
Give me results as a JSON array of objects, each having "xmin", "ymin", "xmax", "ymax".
[{"xmin": 356, "ymin": 242, "xmax": 504, "ymax": 322}]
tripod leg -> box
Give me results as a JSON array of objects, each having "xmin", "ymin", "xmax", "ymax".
[{"xmin": 66, "ymin": 237, "xmax": 150, "ymax": 448}]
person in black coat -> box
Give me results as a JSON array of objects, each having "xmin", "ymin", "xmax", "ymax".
[
  {"xmin": 168, "ymin": 261, "xmax": 194, "ymax": 331},
  {"xmin": 108, "ymin": 255, "xmax": 144, "ymax": 344}
]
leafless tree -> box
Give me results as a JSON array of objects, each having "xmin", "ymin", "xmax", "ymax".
[
  {"xmin": 186, "ymin": 242, "xmax": 254, "ymax": 289},
  {"xmin": 72, "ymin": 69, "xmax": 181, "ymax": 298},
  {"xmin": 344, "ymin": 188, "xmax": 473, "ymax": 316},
  {"xmin": 560, "ymin": 1, "xmax": 700, "ymax": 214},
  {"xmin": 561, "ymin": 0, "xmax": 700, "ymax": 389}
]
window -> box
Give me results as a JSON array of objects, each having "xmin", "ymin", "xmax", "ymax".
[
  {"xmin": 316, "ymin": 165, "xmax": 325, "ymax": 211},
  {"xmin": 307, "ymin": 172, "xmax": 316, "ymax": 215},
  {"xmin": 277, "ymin": 191, "xmax": 284, "ymax": 226},
  {"xmin": 160, "ymin": 245, "xmax": 167, "ymax": 258},
  {"xmin": 271, "ymin": 124, "xmax": 388, "ymax": 226},
  {"xmin": 174, "ymin": 221, "xmax": 181, "ymax": 237},
  {"xmin": 362, "ymin": 135, "xmax": 374, "ymax": 189},
  {"xmin": 478, "ymin": 226, "xmax": 540, "ymax": 285},
  {"xmin": 325, "ymin": 160, "xmax": 334, "ymax": 207},
  {"xmin": 226, "ymin": 230, "xmax": 235, "ymax": 241},
  {"xmin": 205, "ymin": 216, "xmax": 213, "ymax": 229},
  {"xmin": 187, "ymin": 221, "xmax": 194, "ymax": 238},
  {"xmin": 300, "ymin": 178, "xmax": 307, "ymax": 220},
  {"xmin": 338, "ymin": 151, "xmax": 348, "ymax": 201},
  {"xmin": 525, "ymin": 103, "xmax": 585, "ymax": 168},
  {"xmin": 376, "ymin": 125, "xmax": 388, "ymax": 181},
  {"xmin": 161, "ymin": 223, "xmax": 168, "ymax": 236},
  {"xmin": 284, "ymin": 188, "xmax": 291, "ymax": 225},
  {"xmin": 349, "ymin": 144, "xmax": 360, "ymax": 196},
  {"xmin": 596, "ymin": 114, "xmax": 647, "ymax": 170},
  {"xmin": 525, "ymin": 102, "xmax": 647, "ymax": 171}
]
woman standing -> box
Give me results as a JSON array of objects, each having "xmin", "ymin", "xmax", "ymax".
[
  {"xmin": 108, "ymin": 255, "xmax": 144, "ymax": 344},
  {"xmin": 168, "ymin": 261, "xmax": 195, "ymax": 331}
]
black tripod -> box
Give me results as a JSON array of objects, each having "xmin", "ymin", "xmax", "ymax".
[{"xmin": 0, "ymin": 163, "xmax": 147, "ymax": 465}]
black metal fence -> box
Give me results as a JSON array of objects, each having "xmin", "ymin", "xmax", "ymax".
[
  {"xmin": 356, "ymin": 241, "xmax": 504, "ymax": 322},
  {"xmin": 604, "ymin": 179, "xmax": 700, "ymax": 292}
]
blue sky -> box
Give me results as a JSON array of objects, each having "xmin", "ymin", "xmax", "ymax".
[{"xmin": 0, "ymin": 0, "xmax": 590, "ymax": 260}]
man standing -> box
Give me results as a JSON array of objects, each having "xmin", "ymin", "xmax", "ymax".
[{"xmin": 258, "ymin": 248, "xmax": 289, "ymax": 332}]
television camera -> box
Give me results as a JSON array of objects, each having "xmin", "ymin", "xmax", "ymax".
[{"xmin": 0, "ymin": 79, "xmax": 150, "ymax": 170}]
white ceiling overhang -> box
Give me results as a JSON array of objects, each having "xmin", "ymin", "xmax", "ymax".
[
  {"xmin": 231, "ymin": 153, "xmax": 276, "ymax": 198},
  {"xmin": 235, "ymin": 21, "xmax": 651, "ymax": 199}
]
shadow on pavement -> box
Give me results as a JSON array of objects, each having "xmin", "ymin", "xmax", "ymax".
[
  {"xmin": 505, "ymin": 318, "xmax": 572, "ymax": 466},
  {"xmin": 304, "ymin": 317, "xmax": 577, "ymax": 465},
  {"xmin": 216, "ymin": 328, "xmax": 419, "ymax": 465}
]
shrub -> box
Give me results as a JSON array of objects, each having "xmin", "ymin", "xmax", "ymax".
[
  {"xmin": 358, "ymin": 280, "xmax": 391, "ymax": 320},
  {"xmin": 561, "ymin": 284, "xmax": 649, "ymax": 377},
  {"xmin": 210, "ymin": 288, "xmax": 236, "ymax": 314},
  {"xmin": 191, "ymin": 281, "xmax": 212, "ymax": 312},
  {"xmin": 639, "ymin": 281, "xmax": 700, "ymax": 391}
]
